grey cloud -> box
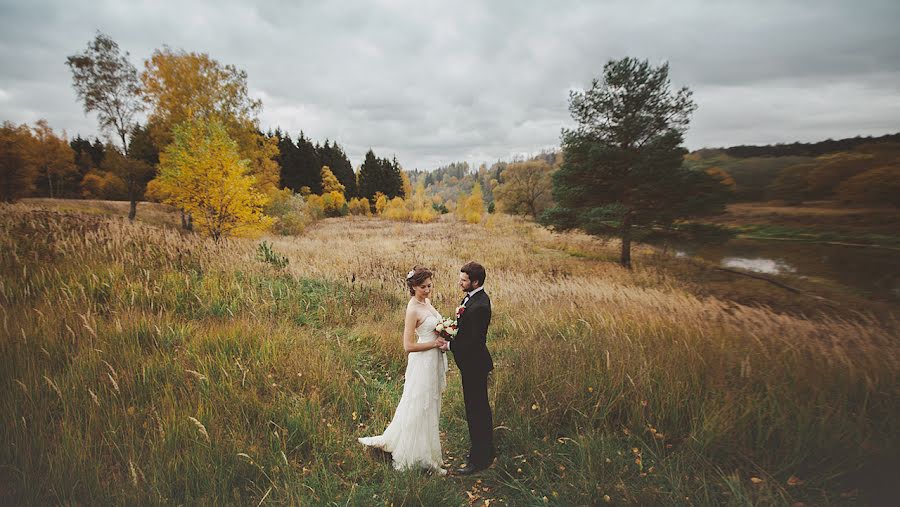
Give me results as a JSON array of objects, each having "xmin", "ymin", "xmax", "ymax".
[{"xmin": 1, "ymin": 0, "xmax": 898, "ymax": 171}]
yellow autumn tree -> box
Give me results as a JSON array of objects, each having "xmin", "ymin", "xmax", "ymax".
[
  {"xmin": 304, "ymin": 194, "xmax": 326, "ymax": 219},
  {"xmin": 456, "ymin": 182, "xmax": 485, "ymax": 224},
  {"xmin": 141, "ymin": 48, "xmax": 280, "ymax": 196},
  {"xmin": 493, "ymin": 159, "xmax": 555, "ymax": 218},
  {"xmin": 322, "ymin": 192, "xmax": 348, "ymax": 217},
  {"xmin": 374, "ymin": 192, "xmax": 388, "ymax": 215},
  {"xmin": 319, "ymin": 165, "xmax": 348, "ymax": 216},
  {"xmin": 410, "ymin": 180, "xmax": 438, "ymax": 223},
  {"xmin": 400, "ymin": 171, "xmax": 413, "ymax": 199},
  {"xmin": 154, "ymin": 118, "xmax": 271, "ymax": 242},
  {"xmin": 321, "ymin": 166, "xmax": 346, "ymax": 194},
  {"xmin": 383, "ymin": 196, "xmax": 410, "ymax": 220},
  {"xmin": 348, "ymin": 197, "xmax": 371, "ymax": 216}
]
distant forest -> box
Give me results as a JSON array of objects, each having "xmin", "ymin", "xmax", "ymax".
[
  {"xmin": 420, "ymin": 133, "xmax": 900, "ymax": 209},
  {"xmin": 720, "ymin": 133, "xmax": 900, "ymax": 158}
]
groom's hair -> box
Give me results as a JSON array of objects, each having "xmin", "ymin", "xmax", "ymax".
[{"xmin": 461, "ymin": 262, "xmax": 485, "ymax": 288}]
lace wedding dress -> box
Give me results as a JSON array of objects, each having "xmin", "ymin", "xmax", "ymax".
[{"xmin": 358, "ymin": 313, "xmax": 449, "ymax": 473}]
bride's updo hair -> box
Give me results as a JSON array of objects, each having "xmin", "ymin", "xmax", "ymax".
[{"xmin": 406, "ymin": 266, "xmax": 434, "ymax": 295}]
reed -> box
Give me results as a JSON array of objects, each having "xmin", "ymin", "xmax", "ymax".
[{"xmin": 1, "ymin": 202, "xmax": 896, "ymax": 505}]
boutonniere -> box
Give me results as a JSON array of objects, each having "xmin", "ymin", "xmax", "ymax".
[{"xmin": 455, "ymin": 305, "xmax": 466, "ymax": 319}]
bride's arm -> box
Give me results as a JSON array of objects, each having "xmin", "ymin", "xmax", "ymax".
[{"xmin": 402, "ymin": 304, "xmax": 441, "ymax": 353}]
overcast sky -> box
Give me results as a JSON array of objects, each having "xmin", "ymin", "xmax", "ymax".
[{"xmin": 1, "ymin": 0, "xmax": 898, "ymax": 170}]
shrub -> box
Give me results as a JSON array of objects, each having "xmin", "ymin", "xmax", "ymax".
[{"xmin": 348, "ymin": 197, "xmax": 371, "ymax": 216}]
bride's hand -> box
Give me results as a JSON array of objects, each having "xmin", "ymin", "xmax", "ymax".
[{"xmin": 434, "ymin": 338, "xmax": 447, "ymax": 349}]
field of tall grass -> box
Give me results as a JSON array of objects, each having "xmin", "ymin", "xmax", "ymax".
[{"xmin": 1, "ymin": 201, "xmax": 897, "ymax": 505}]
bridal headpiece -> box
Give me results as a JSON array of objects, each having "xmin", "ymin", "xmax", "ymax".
[{"xmin": 406, "ymin": 270, "xmax": 415, "ymax": 279}]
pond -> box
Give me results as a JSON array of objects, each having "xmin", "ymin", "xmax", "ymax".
[{"xmin": 667, "ymin": 238, "xmax": 900, "ymax": 303}]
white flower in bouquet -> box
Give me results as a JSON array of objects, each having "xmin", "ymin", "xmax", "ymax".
[{"xmin": 435, "ymin": 316, "xmax": 458, "ymax": 341}]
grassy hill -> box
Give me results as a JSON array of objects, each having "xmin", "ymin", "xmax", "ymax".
[{"xmin": 1, "ymin": 201, "xmax": 897, "ymax": 505}]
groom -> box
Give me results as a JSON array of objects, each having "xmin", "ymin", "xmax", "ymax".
[{"xmin": 441, "ymin": 261, "xmax": 495, "ymax": 475}]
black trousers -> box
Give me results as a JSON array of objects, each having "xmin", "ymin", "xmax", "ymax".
[{"xmin": 461, "ymin": 369, "xmax": 494, "ymax": 465}]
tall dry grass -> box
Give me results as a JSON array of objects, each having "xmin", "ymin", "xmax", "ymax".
[{"xmin": 1, "ymin": 202, "xmax": 897, "ymax": 505}]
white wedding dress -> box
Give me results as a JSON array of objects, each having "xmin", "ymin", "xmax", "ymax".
[{"xmin": 358, "ymin": 313, "xmax": 449, "ymax": 473}]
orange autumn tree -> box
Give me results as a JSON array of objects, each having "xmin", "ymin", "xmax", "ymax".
[
  {"xmin": 0, "ymin": 122, "xmax": 38, "ymax": 202},
  {"xmin": 31, "ymin": 120, "xmax": 78, "ymax": 198},
  {"xmin": 156, "ymin": 118, "xmax": 271, "ymax": 242}
]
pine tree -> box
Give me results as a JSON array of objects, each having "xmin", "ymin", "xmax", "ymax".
[
  {"xmin": 295, "ymin": 133, "xmax": 322, "ymax": 194},
  {"xmin": 275, "ymin": 132, "xmax": 300, "ymax": 190},
  {"xmin": 541, "ymin": 57, "xmax": 729, "ymax": 268},
  {"xmin": 326, "ymin": 142, "xmax": 357, "ymax": 197},
  {"xmin": 358, "ymin": 149, "xmax": 382, "ymax": 202}
]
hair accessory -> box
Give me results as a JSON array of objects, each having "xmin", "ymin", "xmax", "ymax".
[{"xmin": 406, "ymin": 270, "xmax": 415, "ymax": 279}]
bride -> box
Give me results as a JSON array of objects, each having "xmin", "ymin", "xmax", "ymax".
[{"xmin": 358, "ymin": 266, "xmax": 449, "ymax": 474}]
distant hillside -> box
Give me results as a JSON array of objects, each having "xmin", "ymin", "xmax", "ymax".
[
  {"xmin": 718, "ymin": 132, "xmax": 900, "ymax": 158},
  {"xmin": 411, "ymin": 152, "xmax": 558, "ymax": 207},
  {"xmin": 412, "ymin": 133, "xmax": 900, "ymax": 206}
]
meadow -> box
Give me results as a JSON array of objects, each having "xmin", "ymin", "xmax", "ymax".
[{"xmin": 1, "ymin": 201, "xmax": 897, "ymax": 505}]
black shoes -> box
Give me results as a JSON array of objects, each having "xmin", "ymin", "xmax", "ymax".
[{"xmin": 454, "ymin": 455, "xmax": 495, "ymax": 475}]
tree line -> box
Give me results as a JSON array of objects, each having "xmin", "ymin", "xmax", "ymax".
[
  {"xmin": 1, "ymin": 32, "xmax": 416, "ymax": 241},
  {"xmin": 723, "ymin": 133, "xmax": 900, "ymax": 159}
]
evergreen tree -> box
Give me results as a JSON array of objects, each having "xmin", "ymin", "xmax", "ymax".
[
  {"xmin": 128, "ymin": 124, "xmax": 159, "ymax": 166},
  {"xmin": 275, "ymin": 131, "xmax": 300, "ymax": 190},
  {"xmin": 358, "ymin": 149, "xmax": 382, "ymax": 202},
  {"xmin": 378, "ymin": 155, "xmax": 404, "ymax": 199},
  {"xmin": 295, "ymin": 133, "xmax": 322, "ymax": 194},
  {"xmin": 89, "ymin": 139, "xmax": 106, "ymax": 168},
  {"xmin": 541, "ymin": 57, "xmax": 729, "ymax": 269},
  {"xmin": 325, "ymin": 142, "xmax": 357, "ymax": 197},
  {"xmin": 70, "ymin": 135, "xmax": 96, "ymax": 183}
]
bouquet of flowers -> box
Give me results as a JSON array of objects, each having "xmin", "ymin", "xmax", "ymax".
[
  {"xmin": 435, "ymin": 316, "xmax": 458, "ymax": 341},
  {"xmin": 435, "ymin": 305, "xmax": 466, "ymax": 341}
]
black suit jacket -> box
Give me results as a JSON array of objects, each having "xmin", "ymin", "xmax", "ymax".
[{"xmin": 451, "ymin": 290, "xmax": 494, "ymax": 375}]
